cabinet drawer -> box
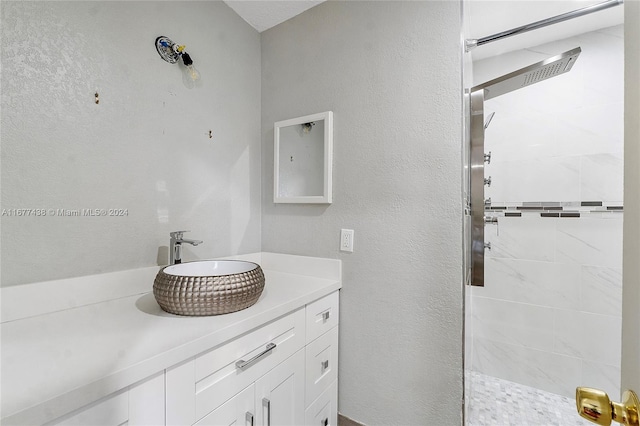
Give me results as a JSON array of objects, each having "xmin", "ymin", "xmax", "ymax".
[
  {"xmin": 305, "ymin": 380, "xmax": 337, "ymax": 426},
  {"xmin": 305, "ymin": 291, "xmax": 339, "ymax": 343},
  {"xmin": 305, "ymin": 326, "xmax": 338, "ymax": 407},
  {"xmin": 194, "ymin": 308, "xmax": 305, "ymax": 422}
]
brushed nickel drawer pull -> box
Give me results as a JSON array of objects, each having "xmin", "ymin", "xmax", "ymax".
[
  {"xmin": 322, "ymin": 360, "xmax": 329, "ymax": 371},
  {"xmin": 246, "ymin": 411, "xmax": 254, "ymax": 426},
  {"xmin": 263, "ymin": 398, "xmax": 271, "ymax": 426},
  {"xmin": 235, "ymin": 343, "xmax": 276, "ymax": 370},
  {"xmin": 322, "ymin": 311, "xmax": 330, "ymax": 321}
]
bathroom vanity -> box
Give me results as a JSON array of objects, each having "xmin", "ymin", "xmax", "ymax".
[{"xmin": 0, "ymin": 253, "xmax": 341, "ymax": 426}]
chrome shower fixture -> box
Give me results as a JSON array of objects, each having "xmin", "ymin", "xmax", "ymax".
[
  {"xmin": 467, "ymin": 47, "xmax": 582, "ymax": 287},
  {"xmin": 465, "ymin": 0, "xmax": 623, "ymax": 51},
  {"xmin": 484, "ymin": 112, "xmax": 495, "ymax": 129},
  {"xmin": 472, "ymin": 47, "xmax": 581, "ymax": 100},
  {"xmin": 155, "ymin": 36, "xmax": 200, "ymax": 82}
]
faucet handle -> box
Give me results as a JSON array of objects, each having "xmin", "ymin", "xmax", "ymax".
[{"xmin": 170, "ymin": 231, "xmax": 190, "ymax": 239}]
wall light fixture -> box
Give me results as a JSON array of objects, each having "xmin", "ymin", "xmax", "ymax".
[{"xmin": 155, "ymin": 36, "xmax": 201, "ymax": 86}]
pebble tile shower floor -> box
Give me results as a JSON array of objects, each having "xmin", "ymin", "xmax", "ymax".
[{"xmin": 467, "ymin": 372, "xmax": 592, "ymax": 426}]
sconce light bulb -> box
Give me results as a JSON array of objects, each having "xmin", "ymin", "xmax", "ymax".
[
  {"xmin": 186, "ymin": 64, "xmax": 201, "ymax": 81},
  {"xmin": 180, "ymin": 52, "xmax": 200, "ymax": 82}
]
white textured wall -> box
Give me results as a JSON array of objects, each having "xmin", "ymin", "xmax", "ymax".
[
  {"xmin": 261, "ymin": 2, "xmax": 463, "ymax": 424},
  {"xmin": 1, "ymin": 1, "xmax": 262, "ymax": 286},
  {"xmin": 470, "ymin": 28, "xmax": 624, "ymax": 398}
]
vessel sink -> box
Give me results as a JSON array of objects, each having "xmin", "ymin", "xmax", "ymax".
[
  {"xmin": 153, "ymin": 260, "xmax": 265, "ymax": 316},
  {"xmin": 163, "ymin": 260, "xmax": 259, "ymax": 277}
]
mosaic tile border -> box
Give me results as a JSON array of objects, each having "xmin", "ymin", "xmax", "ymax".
[{"xmin": 485, "ymin": 201, "xmax": 623, "ymax": 218}]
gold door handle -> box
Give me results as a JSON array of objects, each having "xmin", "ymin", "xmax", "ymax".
[{"xmin": 576, "ymin": 387, "xmax": 640, "ymax": 426}]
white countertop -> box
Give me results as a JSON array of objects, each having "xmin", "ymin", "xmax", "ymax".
[{"xmin": 1, "ymin": 253, "xmax": 341, "ymax": 425}]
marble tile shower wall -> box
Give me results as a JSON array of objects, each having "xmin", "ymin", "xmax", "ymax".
[
  {"xmin": 471, "ymin": 215, "xmax": 622, "ymax": 398},
  {"xmin": 470, "ymin": 26, "xmax": 623, "ymax": 400},
  {"xmin": 476, "ymin": 26, "xmax": 624, "ymax": 204}
]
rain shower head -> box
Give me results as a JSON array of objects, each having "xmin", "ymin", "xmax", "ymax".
[{"xmin": 471, "ymin": 47, "xmax": 581, "ymax": 101}]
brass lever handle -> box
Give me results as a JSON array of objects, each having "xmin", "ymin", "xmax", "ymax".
[{"xmin": 576, "ymin": 387, "xmax": 640, "ymax": 426}]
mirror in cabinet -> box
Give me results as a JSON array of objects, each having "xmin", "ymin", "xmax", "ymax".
[{"xmin": 274, "ymin": 111, "xmax": 333, "ymax": 204}]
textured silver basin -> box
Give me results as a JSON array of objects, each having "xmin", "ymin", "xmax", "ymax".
[{"xmin": 153, "ymin": 260, "xmax": 265, "ymax": 316}]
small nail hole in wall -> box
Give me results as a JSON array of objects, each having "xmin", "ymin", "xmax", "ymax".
[
  {"xmin": 209, "ymin": 130, "xmax": 212, "ymax": 139},
  {"xmin": 94, "ymin": 92, "xmax": 99, "ymax": 104}
]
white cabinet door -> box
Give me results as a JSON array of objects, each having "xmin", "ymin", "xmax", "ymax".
[
  {"xmin": 255, "ymin": 350, "xmax": 305, "ymax": 426},
  {"xmin": 129, "ymin": 372, "xmax": 165, "ymax": 426},
  {"xmin": 195, "ymin": 384, "xmax": 255, "ymax": 426},
  {"xmin": 304, "ymin": 380, "xmax": 337, "ymax": 426},
  {"xmin": 166, "ymin": 359, "xmax": 196, "ymax": 426},
  {"xmin": 51, "ymin": 392, "xmax": 128, "ymax": 426},
  {"xmin": 52, "ymin": 373, "xmax": 164, "ymax": 426}
]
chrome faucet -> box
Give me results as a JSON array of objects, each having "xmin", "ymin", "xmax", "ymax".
[{"xmin": 169, "ymin": 231, "xmax": 203, "ymax": 265}]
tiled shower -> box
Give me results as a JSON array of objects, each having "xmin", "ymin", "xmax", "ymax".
[{"xmin": 467, "ymin": 25, "xmax": 624, "ymax": 424}]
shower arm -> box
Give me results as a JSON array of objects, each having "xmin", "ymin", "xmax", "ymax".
[{"xmin": 465, "ymin": 0, "xmax": 623, "ymax": 52}]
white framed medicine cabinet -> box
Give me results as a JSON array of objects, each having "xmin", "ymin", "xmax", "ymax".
[{"xmin": 274, "ymin": 111, "xmax": 333, "ymax": 204}]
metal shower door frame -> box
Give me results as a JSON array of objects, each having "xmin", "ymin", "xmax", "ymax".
[{"xmin": 469, "ymin": 89, "xmax": 486, "ymax": 287}]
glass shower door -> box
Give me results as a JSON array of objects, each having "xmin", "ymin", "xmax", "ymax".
[{"xmin": 463, "ymin": 25, "xmax": 625, "ymax": 426}]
